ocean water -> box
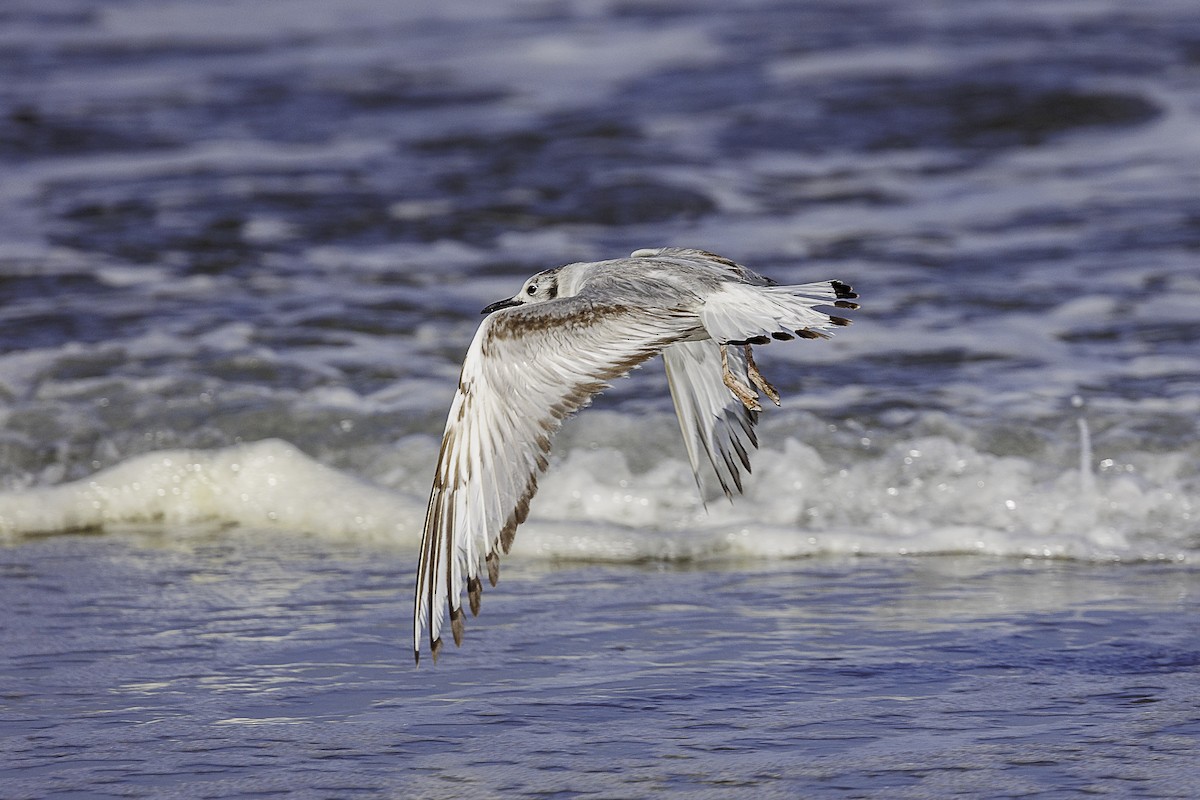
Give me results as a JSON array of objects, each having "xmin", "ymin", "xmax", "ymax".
[{"xmin": 1, "ymin": 0, "xmax": 1198, "ymax": 796}]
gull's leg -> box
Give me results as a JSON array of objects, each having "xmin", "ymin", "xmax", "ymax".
[
  {"xmin": 744, "ymin": 345, "xmax": 780, "ymax": 407},
  {"xmin": 721, "ymin": 344, "xmax": 762, "ymax": 412}
]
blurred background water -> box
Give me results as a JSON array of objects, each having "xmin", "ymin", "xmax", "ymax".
[{"xmin": 1, "ymin": 1, "xmax": 1198, "ymax": 796}]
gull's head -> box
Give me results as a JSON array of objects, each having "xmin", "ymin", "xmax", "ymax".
[{"xmin": 481, "ymin": 270, "xmax": 560, "ymax": 315}]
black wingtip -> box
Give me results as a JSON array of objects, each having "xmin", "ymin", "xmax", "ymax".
[
  {"xmin": 724, "ymin": 335, "xmax": 772, "ymax": 346},
  {"xmin": 831, "ymin": 280, "xmax": 858, "ymax": 299},
  {"xmin": 468, "ymin": 576, "xmax": 482, "ymax": 616},
  {"xmin": 450, "ymin": 607, "xmax": 465, "ymax": 646}
]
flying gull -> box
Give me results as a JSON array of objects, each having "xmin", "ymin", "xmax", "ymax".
[{"xmin": 413, "ymin": 247, "xmax": 858, "ymax": 662}]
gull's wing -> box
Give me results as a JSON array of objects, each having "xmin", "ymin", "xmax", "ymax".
[
  {"xmin": 662, "ymin": 340, "xmax": 758, "ymax": 500},
  {"xmin": 414, "ymin": 297, "xmax": 694, "ymax": 663},
  {"xmin": 651, "ymin": 251, "xmax": 856, "ymax": 498},
  {"xmin": 699, "ymin": 281, "xmax": 858, "ymax": 345},
  {"xmin": 631, "ymin": 247, "xmax": 858, "ymax": 343},
  {"xmin": 631, "ymin": 247, "xmax": 773, "ymax": 285}
]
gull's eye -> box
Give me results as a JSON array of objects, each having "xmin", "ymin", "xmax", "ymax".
[{"xmin": 526, "ymin": 285, "xmax": 537, "ymax": 295}]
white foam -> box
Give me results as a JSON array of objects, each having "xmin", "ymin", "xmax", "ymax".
[
  {"xmin": 0, "ymin": 439, "xmax": 420, "ymax": 545},
  {"xmin": 522, "ymin": 431, "xmax": 1195, "ymax": 564},
  {"xmin": 1, "ymin": 424, "xmax": 1192, "ymax": 564}
]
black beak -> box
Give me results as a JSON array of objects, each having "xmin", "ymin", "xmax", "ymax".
[{"xmin": 481, "ymin": 297, "xmax": 521, "ymax": 315}]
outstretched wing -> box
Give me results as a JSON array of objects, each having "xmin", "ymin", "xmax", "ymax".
[
  {"xmin": 631, "ymin": 247, "xmax": 858, "ymax": 343},
  {"xmin": 699, "ymin": 280, "xmax": 858, "ymax": 345},
  {"xmin": 662, "ymin": 340, "xmax": 759, "ymax": 500},
  {"xmin": 414, "ymin": 297, "xmax": 694, "ymax": 663}
]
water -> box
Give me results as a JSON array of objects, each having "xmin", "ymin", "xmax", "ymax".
[
  {"xmin": 2, "ymin": 0, "xmax": 1199, "ymax": 796},
  {"xmin": 4, "ymin": 535, "xmax": 1197, "ymax": 798}
]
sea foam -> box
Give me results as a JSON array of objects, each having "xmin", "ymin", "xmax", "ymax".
[
  {"xmin": 0, "ymin": 439, "xmax": 419, "ymax": 545},
  {"xmin": 0, "ymin": 424, "xmax": 1192, "ymax": 563}
]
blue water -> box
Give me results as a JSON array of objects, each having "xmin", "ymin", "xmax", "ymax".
[
  {"xmin": 4, "ymin": 533, "xmax": 1198, "ymax": 798},
  {"xmin": 2, "ymin": 0, "xmax": 1199, "ymax": 795}
]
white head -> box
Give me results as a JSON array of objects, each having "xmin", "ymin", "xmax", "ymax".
[{"xmin": 480, "ymin": 269, "xmax": 561, "ymax": 315}]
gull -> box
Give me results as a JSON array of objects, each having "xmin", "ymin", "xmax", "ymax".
[{"xmin": 413, "ymin": 247, "xmax": 858, "ymax": 663}]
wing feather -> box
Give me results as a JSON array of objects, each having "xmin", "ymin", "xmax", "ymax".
[
  {"xmin": 414, "ymin": 297, "xmax": 693, "ymax": 663},
  {"xmin": 662, "ymin": 341, "xmax": 759, "ymax": 500},
  {"xmin": 700, "ymin": 281, "xmax": 853, "ymax": 344}
]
